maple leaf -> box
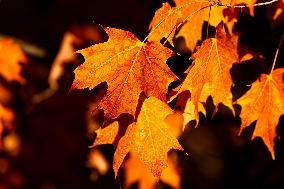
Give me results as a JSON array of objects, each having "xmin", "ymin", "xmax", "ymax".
[
  {"xmin": 148, "ymin": 0, "xmax": 258, "ymax": 50},
  {"xmin": 174, "ymin": 91, "xmax": 206, "ymax": 127},
  {"xmin": 92, "ymin": 121, "xmax": 119, "ymax": 146},
  {"xmin": 0, "ymin": 38, "xmax": 27, "ymax": 84},
  {"xmin": 178, "ymin": 97, "xmax": 206, "ymax": 127},
  {"xmin": 113, "ymin": 97, "xmax": 183, "ymax": 178},
  {"xmin": 175, "ymin": 0, "xmax": 229, "ymax": 50},
  {"xmin": 148, "ymin": 0, "xmax": 243, "ymax": 50},
  {"xmin": 164, "ymin": 111, "xmax": 184, "ymax": 137},
  {"xmin": 71, "ymin": 28, "xmax": 177, "ymax": 121},
  {"xmin": 122, "ymin": 152, "xmax": 181, "ymax": 189},
  {"xmin": 237, "ymin": 68, "xmax": 284, "ymax": 159},
  {"xmin": 174, "ymin": 24, "xmax": 239, "ymax": 122},
  {"xmin": 148, "ymin": 2, "xmax": 181, "ymax": 46}
]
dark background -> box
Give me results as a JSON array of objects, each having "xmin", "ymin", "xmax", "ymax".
[{"xmin": 0, "ymin": 0, "xmax": 163, "ymax": 58}]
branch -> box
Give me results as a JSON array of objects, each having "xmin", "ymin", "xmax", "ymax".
[
  {"xmin": 217, "ymin": 0, "xmax": 279, "ymax": 8},
  {"xmin": 236, "ymin": 0, "xmax": 279, "ymax": 7}
]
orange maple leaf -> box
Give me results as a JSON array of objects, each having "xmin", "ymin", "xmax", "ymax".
[
  {"xmin": 175, "ymin": 94, "xmax": 206, "ymax": 127},
  {"xmin": 0, "ymin": 38, "xmax": 27, "ymax": 84},
  {"xmin": 237, "ymin": 68, "xmax": 284, "ymax": 159},
  {"xmin": 148, "ymin": 0, "xmax": 258, "ymax": 50},
  {"xmin": 113, "ymin": 97, "xmax": 183, "ymax": 178},
  {"xmin": 71, "ymin": 28, "xmax": 177, "ymax": 121},
  {"xmin": 148, "ymin": 0, "xmax": 245, "ymax": 50},
  {"xmin": 92, "ymin": 121, "xmax": 119, "ymax": 146},
  {"xmin": 148, "ymin": 2, "xmax": 181, "ymax": 46},
  {"xmin": 164, "ymin": 111, "xmax": 184, "ymax": 137},
  {"xmin": 122, "ymin": 152, "xmax": 181, "ymax": 189},
  {"xmin": 174, "ymin": 24, "xmax": 239, "ymax": 122}
]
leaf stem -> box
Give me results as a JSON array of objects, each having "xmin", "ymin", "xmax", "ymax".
[{"xmin": 269, "ymin": 34, "xmax": 284, "ymax": 75}]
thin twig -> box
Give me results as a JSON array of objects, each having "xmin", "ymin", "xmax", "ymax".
[{"xmin": 218, "ymin": 0, "xmax": 279, "ymax": 8}]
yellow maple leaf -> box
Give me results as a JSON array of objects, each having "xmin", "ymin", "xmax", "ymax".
[
  {"xmin": 174, "ymin": 24, "xmax": 239, "ymax": 122},
  {"xmin": 113, "ymin": 97, "xmax": 183, "ymax": 178}
]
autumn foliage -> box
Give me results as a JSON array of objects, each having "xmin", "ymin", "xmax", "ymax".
[
  {"xmin": 0, "ymin": 0, "xmax": 284, "ymax": 188},
  {"xmin": 71, "ymin": 0, "xmax": 284, "ymax": 179}
]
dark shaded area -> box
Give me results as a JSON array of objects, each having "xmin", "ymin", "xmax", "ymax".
[
  {"xmin": 178, "ymin": 112, "xmax": 284, "ymax": 189},
  {"xmin": 16, "ymin": 92, "xmax": 95, "ymax": 189},
  {"xmin": 0, "ymin": 0, "xmax": 284, "ymax": 189},
  {"xmin": 0, "ymin": 0, "xmax": 164, "ymax": 60}
]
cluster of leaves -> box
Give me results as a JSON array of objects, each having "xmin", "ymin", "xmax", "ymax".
[
  {"xmin": 0, "ymin": 0, "xmax": 283, "ymax": 188},
  {"xmin": 70, "ymin": 0, "xmax": 284, "ymax": 179}
]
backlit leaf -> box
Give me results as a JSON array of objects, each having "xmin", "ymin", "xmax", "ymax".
[
  {"xmin": 122, "ymin": 152, "xmax": 181, "ymax": 189},
  {"xmin": 113, "ymin": 97, "xmax": 183, "ymax": 178},
  {"xmin": 71, "ymin": 28, "xmax": 177, "ymax": 121},
  {"xmin": 148, "ymin": 0, "xmax": 241, "ymax": 50},
  {"xmin": 92, "ymin": 121, "xmax": 119, "ymax": 146},
  {"xmin": 174, "ymin": 24, "xmax": 239, "ymax": 122},
  {"xmin": 238, "ymin": 68, "xmax": 284, "ymax": 159}
]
